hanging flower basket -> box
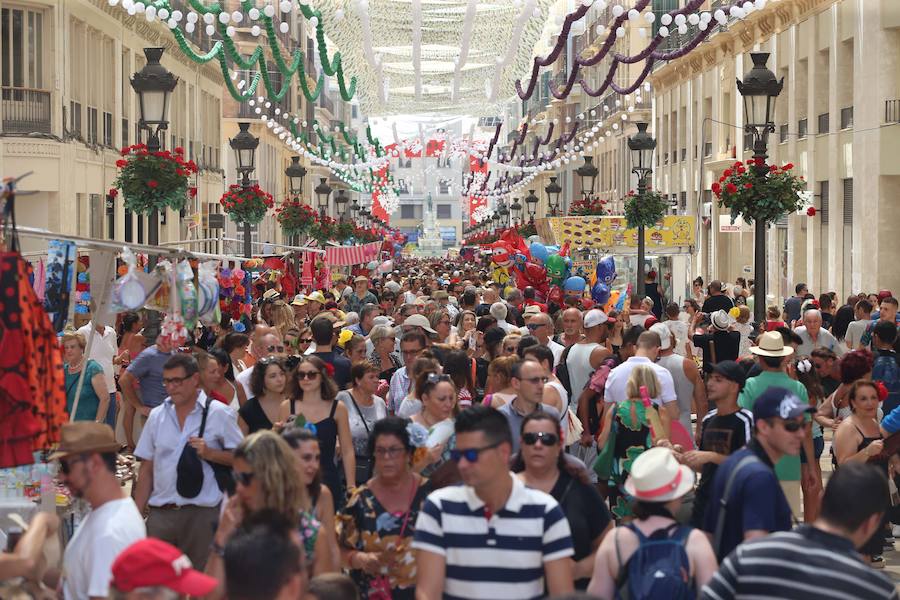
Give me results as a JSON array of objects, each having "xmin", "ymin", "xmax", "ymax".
[
  {"xmin": 713, "ymin": 159, "xmax": 806, "ymax": 224},
  {"xmin": 624, "ymin": 188, "xmax": 668, "ymax": 229},
  {"xmin": 220, "ymin": 184, "xmax": 274, "ymax": 225},
  {"xmin": 275, "ymin": 199, "xmax": 317, "ymax": 237},
  {"xmin": 112, "ymin": 144, "xmax": 197, "ymax": 215},
  {"xmin": 568, "ymin": 196, "xmax": 608, "ymax": 216}
]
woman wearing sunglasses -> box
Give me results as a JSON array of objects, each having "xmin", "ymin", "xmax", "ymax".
[
  {"xmin": 410, "ymin": 372, "xmax": 458, "ymax": 478},
  {"xmin": 279, "ymin": 356, "xmax": 356, "ymax": 509},
  {"xmin": 238, "ymin": 357, "xmax": 288, "ymax": 435},
  {"xmin": 367, "ymin": 324, "xmax": 401, "ymax": 381},
  {"xmin": 296, "ymin": 326, "xmax": 314, "ymax": 355},
  {"xmin": 206, "ymin": 431, "xmax": 334, "ymax": 597},
  {"xmin": 337, "ymin": 417, "xmax": 431, "ymax": 600},
  {"xmin": 283, "ymin": 427, "xmax": 341, "ymax": 573},
  {"xmin": 512, "ymin": 412, "xmax": 612, "ymax": 590}
]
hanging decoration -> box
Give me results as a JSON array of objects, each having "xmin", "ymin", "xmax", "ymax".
[
  {"xmin": 623, "ymin": 188, "xmax": 667, "ymax": 229},
  {"xmin": 313, "ymin": 0, "xmax": 555, "ymax": 115},
  {"xmin": 220, "ymin": 184, "xmax": 275, "ymax": 225},
  {"xmin": 110, "ymin": 0, "xmax": 356, "ymax": 103},
  {"xmin": 275, "ymin": 199, "xmax": 318, "ymax": 238},
  {"xmin": 113, "ymin": 144, "xmax": 198, "ymax": 215},
  {"xmin": 713, "ymin": 160, "xmax": 806, "ymax": 224}
]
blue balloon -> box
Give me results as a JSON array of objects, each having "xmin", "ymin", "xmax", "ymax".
[
  {"xmin": 563, "ymin": 276, "xmax": 586, "ymax": 293},
  {"xmin": 529, "ymin": 242, "xmax": 548, "ymax": 263}
]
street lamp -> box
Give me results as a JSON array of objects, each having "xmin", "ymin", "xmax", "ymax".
[
  {"xmin": 314, "ymin": 177, "xmax": 332, "ymax": 218},
  {"xmin": 738, "ymin": 51, "xmax": 783, "ymax": 324},
  {"xmin": 524, "ymin": 189, "xmax": 539, "ymax": 220},
  {"xmin": 498, "ymin": 200, "xmax": 510, "ymax": 229},
  {"xmin": 491, "ymin": 211, "xmax": 500, "ymax": 232},
  {"xmin": 285, "ymin": 155, "xmax": 306, "ymax": 197},
  {"xmin": 350, "ymin": 196, "xmax": 360, "ymax": 224},
  {"xmin": 130, "ymin": 47, "xmax": 178, "ymax": 249},
  {"xmin": 334, "ymin": 189, "xmax": 349, "ymax": 220},
  {"xmin": 510, "ymin": 197, "xmax": 523, "ymax": 226},
  {"xmin": 545, "ymin": 176, "xmax": 562, "ymax": 216},
  {"xmin": 628, "ymin": 121, "xmax": 656, "ymax": 297},
  {"xmin": 229, "ymin": 122, "xmax": 259, "ymax": 257},
  {"xmin": 576, "ymin": 156, "xmax": 599, "ymax": 201}
]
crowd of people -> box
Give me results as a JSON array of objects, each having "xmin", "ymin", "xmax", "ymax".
[{"xmin": 3, "ymin": 264, "xmax": 900, "ymax": 600}]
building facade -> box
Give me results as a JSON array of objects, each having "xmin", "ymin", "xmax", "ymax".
[
  {"xmin": 649, "ymin": 0, "xmax": 900, "ymax": 301},
  {"xmin": 0, "ymin": 0, "xmax": 227, "ymax": 256}
]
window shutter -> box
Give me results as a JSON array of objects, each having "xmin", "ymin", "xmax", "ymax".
[{"xmin": 842, "ymin": 178, "xmax": 853, "ymax": 225}]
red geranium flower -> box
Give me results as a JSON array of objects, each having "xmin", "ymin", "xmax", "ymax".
[
  {"xmin": 116, "ymin": 159, "xmax": 127, "ymax": 168},
  {"xmin": 806, "ymin": 207, "xmax": 817, "ymax": 216},
  {"xmin": 744, "ymin": 182, "xmax": 753, "ymax": 189},
  {"xmin": 726, "ymin": 183, "xmax": 738, "ymax": 194},
  {"xmin": 108, "ymin": 188, "xmax": 118, "ymax": 198},
  {"xmin": 723, "ymin": 169, "xmax": 732, "ymax": 177},
  {"xmin": 769, "ymin": 164, "xmax": 779, "ymax": 172},
  {"xmin": 783, "ymin": 163, "xmax": 794, "ymax": 170},
  {"xmin": 174, "ymin": 146, "xmax": 184, "ymax": 155},
  {"xmin": 148, "ymin": 180, "xmax": 159, "ymax": 189},
  {"xmin": 711, "ymin": 182, "xmax": 721, "ymax": 195},
  {"xmin": 189, "ymin": 187, "xmax": 197, "ymax": 198}
]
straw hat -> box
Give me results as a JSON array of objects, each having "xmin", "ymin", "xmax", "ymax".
[
  {"xmin": 750, "ymin": 331, "xmax": 795, "ymax": 357},
  {"xmin": 49, "ymin": 422, "xmax": 120, "ymax": 461},
  {"xmin": 623, "ymin": 447, "xmax": 695, "ymax": 503}
]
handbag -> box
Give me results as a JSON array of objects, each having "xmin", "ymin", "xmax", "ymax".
[
  {"xmin": 367, "ymin": 478, "xmax": 418, "ymax": 600},
  {"xmin": 176, "ymin": 397, "xmax": 235, "ymax": 498},
  {"xmin": 197, "ymin": 397, "xmax": 237, "ymax": 495}
]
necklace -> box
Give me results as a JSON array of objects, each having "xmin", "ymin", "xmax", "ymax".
[{"xmin": 68, "ymin": 358, "xmax": 84, "ymax": 372}]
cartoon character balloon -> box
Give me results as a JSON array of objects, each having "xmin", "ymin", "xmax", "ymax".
[
  {"xmin": 545, "ymin": 254, "xmax": 570, "ymax": 287},
  {"xmin": 591, "ymin": 255, "xmax": 618, "ymax": 307},
  {"xmin": 529, "ymin": 242, "xmax": 549, "ymax": 265}
]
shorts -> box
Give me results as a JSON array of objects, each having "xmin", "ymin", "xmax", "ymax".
[{"xmin": 800, "ymin": 436, "xmax": 825, "ymax": 464}]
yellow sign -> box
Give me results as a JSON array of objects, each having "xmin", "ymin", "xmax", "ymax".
[{"xmin": 537, "ymin": 215, "xmax": 695, "ymax": 250}]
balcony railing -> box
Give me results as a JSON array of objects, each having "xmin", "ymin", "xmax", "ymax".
[
  {"xmin": 885, "ymin": 99, "xmax": 900, "ymax": 123},
  {"xmin": 2, "ymin": 87, "xmax": 51, "ymax": 134}
]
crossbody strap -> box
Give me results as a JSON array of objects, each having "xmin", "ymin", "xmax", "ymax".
[
  {"xmin": 197, "ymin": 396, "xmax": 211, "ymax": 438},
  {"xmin": 713, "ymin": 454, "xmax": 760, "ymax": 557},
  {"xmin": 347, "ymin": 391, "xmax": 371, "ymax": 435}
]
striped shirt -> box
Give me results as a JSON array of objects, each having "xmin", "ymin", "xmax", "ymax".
[
  {"xmin": 700, "ymin": 525, "xmax": 899, "ymax": 600},
  {"xmin": 412, "ymin": 473, "xmax": 574, "ymax": 600}
]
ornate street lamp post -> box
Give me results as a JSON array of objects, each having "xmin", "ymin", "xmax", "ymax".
[
  {"xmin": 545, "ymin": 176, "xmax": 562, "ymax": 216},
  {"xmin": 576, "ymin": 156, "xmax": 599, "ymax": 202},
  {"xmin": 510, "ymin": 197, "xmax": 523, "ymax": 226},
  {"xmin": 229, "ymin": 122, "xmax": 259, "ymax": 257},
  {"xmin": 738, "ymin": 52, "xmax": 784, "ymax": 324},
  {"xmin": 285, "ymin": 155, "xmax": 306, "ymax": 197},
  {"xmin": 130, "ymin": 47, "xmax": 177, "ymax": 249},
  {"xmin": 628, "ymin": 122, "xmax": 656, "ymax": 297},
  {"xmin": 334, "ymin": 189, "xmax": 349, "ymax": 221},
  {"xmin": 314, "ymin": 177, "xmax": 332, "ymax": 219},
  {"xmin": 524, "ymin": 189, "xmax": 539, "ymax": 221}
]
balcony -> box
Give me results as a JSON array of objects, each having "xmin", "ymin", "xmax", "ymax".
[{"xmin": 2, "ymin": 87, "xmax": 51, "ymax": 134}]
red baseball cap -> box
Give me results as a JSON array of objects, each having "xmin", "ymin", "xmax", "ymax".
[
  {"xmin": 111, "ymin": 538, "xmax": 218, "ymax": 595},
  {"xmin": 878, "ymin": 290, "xmax": 893, "ymax": 301}
]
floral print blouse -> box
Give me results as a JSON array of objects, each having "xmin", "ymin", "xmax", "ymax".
[{"xmin": 337, "ymin": 478, "xmax": 431, "ymax": 597}]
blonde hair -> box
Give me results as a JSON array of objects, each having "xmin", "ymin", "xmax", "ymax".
[
  {"xmin": 625, "ymin": 364, "xmax": 661, "ymax": 400},
  {"xmin": 269, "ymin": 302, "xmax": 298, "ymax": 340},
  {"xmin": 233, "ymin": 431, "xmax": 304, "ymax": 525},
  {"xmin": 61, "ymin": 331, "xmax": 86, "ymax": 350},
  {"xmin": 487, "ymin": 355, "xmax": 518, "ymax": 387},
  {"xmin": 737, "ymin": 305, "xmax": 751, "ymax": 324}
]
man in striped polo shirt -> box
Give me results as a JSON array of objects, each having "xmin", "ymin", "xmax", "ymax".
[
  {"xmin": 413, "ymin": 405, "xmax": 574, "ymax": 600},
  {"xmin": 701, "ymin": 463, "xmax": 898, "ymax": 600}
]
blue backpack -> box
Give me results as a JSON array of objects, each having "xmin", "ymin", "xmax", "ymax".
[{"xmin": 615, "ymin": 522, "xmax": 693, "ymax": 600}]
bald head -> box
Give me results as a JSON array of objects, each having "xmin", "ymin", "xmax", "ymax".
[
  {"xmin": 561, "ymin": 308, "xmax": 583, "ymax": 337},
  {"xmin": 803, "ymin": 308, "xmax": 822, "ymax": 336}
]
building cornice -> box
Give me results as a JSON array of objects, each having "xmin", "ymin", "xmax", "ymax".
[{"xmin": 649, "ymin": 0, "xmax": 837, "ymax": 93}]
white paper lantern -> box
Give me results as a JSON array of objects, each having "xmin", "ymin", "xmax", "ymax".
[
  {"xmin": 660, "ymin": 13, "xmax": 672, "ymax": 26},
  {"xmin": 218, "ymin": 11, "xmax": 229, "ymax": 24},
  {"xmin": 249, "ymin": 7, "xmax": 260, "ymax": 20}
]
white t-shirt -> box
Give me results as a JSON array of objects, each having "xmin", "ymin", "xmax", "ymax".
[
  {"xmin": 62, "ymin": 497, "xmax": 146, "ymax": 599},
  {"xmin": 845, "ymin": 319, "xmax": 868, "ymax": 350},
  {"xmin": 604, "ymin": 356, "xmax": 677, "ymax": 407},
  {"xmin": 546, "ymin": 339, "xmax": 564, "ymax": 368},
  {"xmin": 236, "ymin": 366, "xmax": 253, "ymax": 399}
]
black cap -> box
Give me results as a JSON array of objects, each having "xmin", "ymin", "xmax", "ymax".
[
  {"xmin": 711, "ymin": 360, "xmax": 747, "ymax": 390},
  {"xmin": 753, "ymin": 386, "xmax": 816, "ymax": 422}
]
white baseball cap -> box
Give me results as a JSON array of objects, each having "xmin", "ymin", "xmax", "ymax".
[
  {"xmin": 583, "ymin": 309, "xmax": 609, "ymax": 329},
  {"xmin": 649, "ymin": 323, "xmax": 673, "ymax": 351}
]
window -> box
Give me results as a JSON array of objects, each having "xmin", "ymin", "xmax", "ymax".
[
  {"xmin": 679, "ymin": 191, "xmax": 687, "ymax": 213},
  {"xmin": 779, "ymin": 124, "xmax": 788, "ymax": 143},
  {"xmin": 743, "ymin": 132, "xmax": 753, "ymax": 151},
  {"xmin": 69, "ymin": 101, "xmax": 82, "ymax": 136},
  {"xmin": 121, "ymin": 118, "xmax": 129, "ymax": 148},
  {"xmin": 843, "ymin": 178, "xmax": 853, "ymax": 225},
  {"xmin": 87, "ymin": 106, "xmax": 98, "ymax": 144},
  {"xmin": 106, "ymin": 193, "xmax": 115, "ymax": 239},
  {"xmin": 90, "ymin": 194, "xmax": 103, "ymax": 239},
  {"xmin": 103, "ymin": 112, "xmax": 113, "ymax": 146},
  {"xmin": 819, "ymin": 181, "xmax": 829, "ymax": 225},
  {"xmin": 400, "ymin": 204, "xmax": 422, "ymax": 220},
  {"xmin": 438, "ymin": 181, "xmax": 450, "ymax": 195},
  {"xmin": 704, "ymin": 141, "xmax": 712, "ymax": 156},
  {"xmin": 840, "ymin": 106, "xmax": 853, "ymax": 129},
  {"xmin": 798, "ymin": 118, "xmax": 807, "ymax": 139},
  {"xmin": 1, "ymin": 7, "xmax": 44, "ymax": 89},
  {"xmin": 817, "ymin": 112, "xmax": 829, "ymax": 134},
  {"xmin": 436, "ymin": 204, "xmax": 452, "ymax": 219},
  {"xmin": 124, "ymin": 207, "xmax": 133, "ymax": 242},
  {"xmin": 680, "ymin": 148, "xmax": 686, "ymax": 162}
]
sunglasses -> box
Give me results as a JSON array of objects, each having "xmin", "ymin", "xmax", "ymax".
[
  {"xmin": 299, "ymin": 338, "xmax": 313, "ymax": 344},
  {"xmin": 526, "ymin": 323, "xmax": 547, "ymax": 330},
  {"xmin": 232, "ymin": 470, "xmax": 255, "ymax": 487},
  {"xmin": 162, "ymin": 375, "xmax": 192, "ymax": 386},
  {"xmin": 266, "ymin": 345, "xmax": 286, "ymax": 353},
  {"xmin": 426, "ymin": 373, "xmax": 452, "ymax": 385},
  {"xmin": 780, "ymin": 420, "xmax": 805, "ymax": 432},
  {"xmin": 296, "ymin": 370, "xmax": 321, "ymax": 380},
  {"xmin": 522, "ymin": 431, "xmax": 559, "ymax": 446},
  {"xmin": 450, "ymin": 440, "xmax": 503, "ymax": 463}
]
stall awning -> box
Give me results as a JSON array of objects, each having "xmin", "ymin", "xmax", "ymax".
[{"xmin": 325, "ymin": 241, "xmax": 382, "ymax": 266}]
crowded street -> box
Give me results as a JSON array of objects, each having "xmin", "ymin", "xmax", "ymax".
[{"xmin": 2, "ymin": 0, "xmax": 900, "ymax": 599}]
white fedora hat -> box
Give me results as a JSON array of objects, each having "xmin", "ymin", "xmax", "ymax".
[
  {"xmin": 623, "ymin": 447, "xmax": 695, "ymax": 503},
  {"xmin": 749, "ymin": 330, "xmax": 795, "ymax": 358}
]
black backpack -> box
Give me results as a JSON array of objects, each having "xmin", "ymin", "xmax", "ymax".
[{"xmin": 555, "ymin": 344, "xmax": 576, "ymax": 399}]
